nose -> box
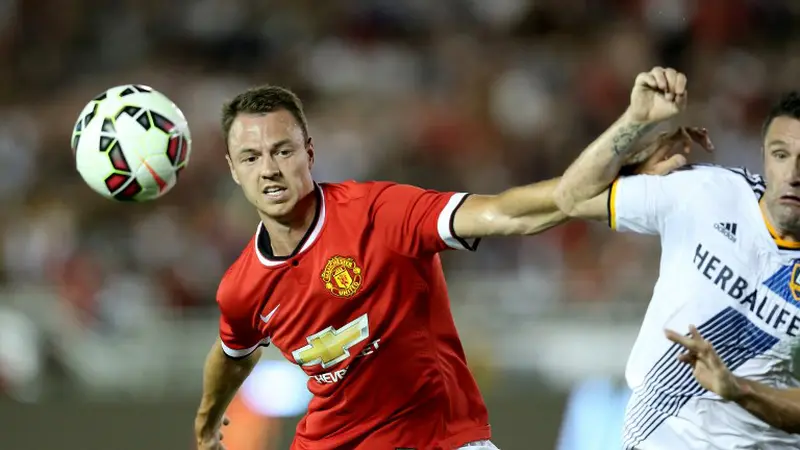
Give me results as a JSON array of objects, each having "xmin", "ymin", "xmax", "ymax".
[{"xmin": 259, "ymin": 154, "xmax": 280, "ymax": 179}]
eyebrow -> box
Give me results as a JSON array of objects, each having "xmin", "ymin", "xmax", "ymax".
[
  {"xmin": 768, "ymin": 139, "xmax": 788, "ymax": 148},
  {"xmin": 235, "ymin": 139, "xmax": 293, "ymax": 155},
  {"xmin": 269, "ymin": 139, "xmax": 292, "ymax": 151}
]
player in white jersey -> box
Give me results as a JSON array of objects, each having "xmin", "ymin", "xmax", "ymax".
[{"xmin": 555, "ymin": 67, "xmax": 800, "ymax": 449}]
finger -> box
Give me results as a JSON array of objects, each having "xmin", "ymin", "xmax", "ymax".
[
  {"xmin": 651, "ymin": 154, "xmax": 687, "ymax": 175},
  {"xmin": 655, "ymin": 127, "xmax": 685, "ymax": 150},
  {"xmin": 662, "ymin": 127, "xmax": 685, "ymax": 143},
  {"xmin": 222, "ymin": 416, "xmax": 230, "ymax": 426},
  {"xmin": 675, "ymin": 72, "xmax": 687, "ymax": 96},
  {"xmin": 665, "ymin": 328, "xmax": 689, "ymax": 345},
  {"xmin": 651, "ymin": 67, "xmax": 668, "ymax": 93},
  {"xmin": 675, "ymin": 91, "xmax": 688, "ymax": 109},
  {"xmin": 664, "ymin": 68, "xmax": 677, "ymax": 89},
  {"xmin": 679, "ymin": 127, "xmax": 692, "ymax": 153},
  {"xmin": 677, "ymin": 352, "xmax": 697, "ymax": 364},
  {"xmin": 654, "ymin": 131, "xmax": 671, "ymax": 142},
  {"xmin": 688, "ymin": 325, "xmax": 716, "ymax": 355},
  {"xmin": 647, "ymin": 144, "xmax": 672, "ymax": 166},
  {"xmin": 664, "ymin": 68, "xmax": 679, "ymax": 100},
  {"xmin": 685, "ymin": 127, "xmax": 714, "ymax": 152},
  {"xmin": 664, "ymin": 328, "xmax": 703, "ymax": 351},
  {"xmin": 689, "ymin": 325, "xmax": 703, "ymax": 340},
  {"xmin": 636, "ymin": 72, "xmax": 659, "ymax": 91},
  {"xmin": 219, "ymin": 432, "xmax": 224, "ymax": 441},
  {"xmin": 640, "ymin": 129, "xmax": 678, "ymax": 158}
]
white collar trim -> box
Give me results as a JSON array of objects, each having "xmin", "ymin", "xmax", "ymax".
[{"xmin": 254, "ymin": 186, "xmax": 326, "ymax": 267}]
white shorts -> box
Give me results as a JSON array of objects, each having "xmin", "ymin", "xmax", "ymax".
[{"xmin": 459, "ymin": 440, "xmax": 499, "ymax": 449}]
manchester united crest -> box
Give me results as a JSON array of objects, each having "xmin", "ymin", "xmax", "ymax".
[{"xmin": 321, "ymin": 255, "xmax": 363, "ymax": 298}]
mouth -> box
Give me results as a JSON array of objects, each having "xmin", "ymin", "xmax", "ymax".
[
  {"xmin": 779, "ymin": 194, "xmax": 800, "ymax": 205},
  {"xmin": 262, "ymin": 186, "xmax": 288, "ymax": 201}
]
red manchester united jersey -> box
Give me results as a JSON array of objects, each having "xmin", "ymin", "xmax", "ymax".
[{"xmin": 217, "ymin": 181, "xmax": 491, "ymax": 450}]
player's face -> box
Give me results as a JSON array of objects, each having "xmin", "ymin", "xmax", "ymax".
[
  {"xmin": 762, "ymin": 116, "xmax": 800, "ymax": 235},
  {"xmin": 226, "ymin": 110, "xmax": 315, "ymax": 220}
]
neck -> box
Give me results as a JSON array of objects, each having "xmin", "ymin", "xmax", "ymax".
[
  {"xmin": 761, "ymin": 201, "xmax": 800, "ymax": 244},
  {"xmin": 259, "ymin": 187, "xmax": 318, "ymax": 257}
]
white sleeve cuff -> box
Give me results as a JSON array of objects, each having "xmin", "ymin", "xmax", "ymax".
[
  {"xmin": 221, "ymin": 337, "xmax": 270, "ymax": 359},
  {"xmin": 437, "ymin": 193, "xmax": 479, "ymax": 251}
]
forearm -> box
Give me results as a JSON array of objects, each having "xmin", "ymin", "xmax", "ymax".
[
  {"xmin": 456, "ymin": 178, "xmax": 567, "ymax": 237},
  {"xmin": 554, "ymin": 111, "xmax": 656, "ymax": 215},
  {"xmin": 492, "ymin": 177, "xmax": 566, "ymax": 233},
  {"xmin": 194, "ymin": 339, "xmax": 260, "ymax": 437},
  {"xmin": 733, "ymin": 377, "xmax": 800, "ymax": 433},
  {"xmin": 456, "ymin": 174, "xmax": 617, "ymax": 237}
]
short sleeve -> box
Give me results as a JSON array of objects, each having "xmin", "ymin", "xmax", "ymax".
[
  {"xmin": 608, "ymin": 172, "xmax": 688, "ymax": 235},
  {"xmin": 218, "ymin": 313, "xmax": 269, "ymax": 359},
  {"xmin": 370, "ymin": 183, "xmax": 479, "ymax": 256}
]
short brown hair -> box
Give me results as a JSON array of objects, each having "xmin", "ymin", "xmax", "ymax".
[
  {"xmin": 221, "ymin": 85, "xmax": 309, "ymax": 147},
  {"xmin": 762, "ymin": 91, "xmax": 800, "ymax": 138}
]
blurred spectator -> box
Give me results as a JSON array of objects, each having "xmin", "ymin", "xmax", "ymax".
[{"xmin": 0, "ymin": 0, "xmax": 795, "ymax": 402}]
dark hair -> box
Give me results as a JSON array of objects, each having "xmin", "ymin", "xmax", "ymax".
[
  {"xmin": 762, "ymin": 91, "xmax": 800, "ymax": 138},
  {"xmin": 221, "ymin": 85, "xmax": 309, "ymax": 147}
]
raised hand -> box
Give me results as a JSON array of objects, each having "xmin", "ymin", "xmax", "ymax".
[
  {"xmin": 627, "ymin": 67, "xmax": 688, "ymax": 124},
  {"xmin": 665, "ymin": 325, "xmax": 742, "ymax": 401}
]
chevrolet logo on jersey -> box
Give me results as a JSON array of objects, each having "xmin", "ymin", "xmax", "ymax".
[
  {"xmin": 292, "ymin": 314, "xmax": 370, "ymax": 369},
  {"xmin": 693, "ymin": 242, "xmax": 800, "ymax": 337}
]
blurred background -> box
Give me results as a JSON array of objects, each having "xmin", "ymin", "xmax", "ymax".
[{"xmin": 0, "ymin": 0, "xmax": 798, "ymax": 449}]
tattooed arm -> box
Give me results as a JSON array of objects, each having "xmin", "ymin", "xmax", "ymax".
[
  {"xmin": 553, "ymin": 115, "xmax": 657, "ymax": 216},
  {"xmin": 553, "ymin": 67, "xmax": 688, "ymax": 217}
]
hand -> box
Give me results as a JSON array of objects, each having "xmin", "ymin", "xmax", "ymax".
[
  {"xmin": 627, "ymin": 67, "xmax": 688, "ymax": 124},
  {"xmin": 195, "ymin": 416, "xmax": 230, "ymax": 450},
  {"xmin": 665, "ymin": 325, "xmax": 743, "ymax": 400},
  {"xmin": 628, "ymin": 126, "xmax": 714, "ymax": 175}
]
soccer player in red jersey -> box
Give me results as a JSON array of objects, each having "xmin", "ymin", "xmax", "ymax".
[{"xmin": 193, "ymin": 85, "xmax": 700, "ymax": 450}]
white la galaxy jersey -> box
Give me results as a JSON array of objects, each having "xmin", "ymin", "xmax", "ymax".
[{"xmin": 610, "ymin": 164, "xmax": 800, "ymax": 450}]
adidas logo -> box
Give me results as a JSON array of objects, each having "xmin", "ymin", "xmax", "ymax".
[{"xmin": 714, "ymin": 222, "xmax": 738, "ymax": 242}]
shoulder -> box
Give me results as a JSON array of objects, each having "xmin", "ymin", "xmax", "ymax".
[
  {"xmin": 318, "ymin": 180, "xmax": 374, "ymax": 206},
  {"xmin": 216, "ymin": 235, "xmax": 258, "ymax": 319},
  {"xmin": 320, "ymin": 180, "xmax": 420, "ymax": 208},
  {"xmin": 672, "ymin": 163, "xmax": 765, "ymax": 199},
  {"xmin": 320, "ymin": 180, "xmax": 404, "ymax": 197}
]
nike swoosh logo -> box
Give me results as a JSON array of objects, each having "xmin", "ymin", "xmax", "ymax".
[{"xmin": 260, "ymin": 304, "xmax": 280, "ymax": 324}]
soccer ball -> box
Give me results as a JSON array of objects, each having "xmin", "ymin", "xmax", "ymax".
[{"xmin": 71, "ymin": 85, "xmax": 192, "ymax": 202}]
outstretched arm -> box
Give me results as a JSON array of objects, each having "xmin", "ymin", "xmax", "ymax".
[
  {"xmin": 553, "ymin": 67, "xmax": 691, "ymax": 219},
  {"xmin": 452, "ymin": 126, "xmax": 706, "ymax": 238},
  {"xmin": 452, "ymin": 177, "xmax": 567, "ymax": 238},
  {"xmin": 666, "ymin": 325, "xmax": 800, "ymax": 433}
]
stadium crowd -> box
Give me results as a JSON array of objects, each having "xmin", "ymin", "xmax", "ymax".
[{"xmin": 0, "ymin": 0, "xmax": 798, "ymax": 396}]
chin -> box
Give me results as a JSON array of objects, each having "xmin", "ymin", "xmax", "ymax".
[{"xmin": 259, "ymin": 200, "xmax": 297, "ymax": 220}]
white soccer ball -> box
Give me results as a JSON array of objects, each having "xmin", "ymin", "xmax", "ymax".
[{"xmin": 71, "ymin": 85, "xmax": 192, "ymax": 201}]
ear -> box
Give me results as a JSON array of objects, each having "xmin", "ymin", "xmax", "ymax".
[
  {"xmin": 225, "ymin": 154, "xmax": 241, "ymax": 185},
  {"xmin": 306, "ymin": 137, "xmax": 315, "ymax": 169}
]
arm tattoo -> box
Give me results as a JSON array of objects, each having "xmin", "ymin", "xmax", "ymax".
[{"xmin": 612, "ymin": 122, "xmax": 655, "ymax": 156}]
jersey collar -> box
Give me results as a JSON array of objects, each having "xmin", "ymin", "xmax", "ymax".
[
  {"xmin": 254, "ymin": 184, "xmax": 326, "ymax": 267},
  {"xmin": 759, "ymin": 200, "xmax": 800, "ymax": 250}
]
